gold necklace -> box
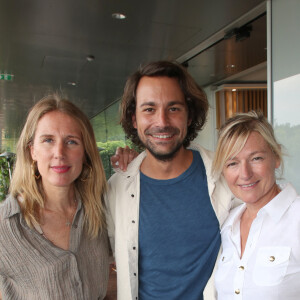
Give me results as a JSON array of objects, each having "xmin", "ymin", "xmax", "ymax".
[{"xmin": 65, "ymin": 207, "xmax": 76, "ymax": 227}]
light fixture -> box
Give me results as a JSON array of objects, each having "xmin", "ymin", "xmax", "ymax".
[
  {"xmin": 86, "ymin": 55, "xmax": 95, "ymax": 62},
  {"xmin": 67, "ymin": 82, "xmax": 77, "ymax": 86},
  {"xmin": 112, "ymin": 13, "xmax": 126, "ymax": 20},
  {"xmin": 232, "ymin": 88, "xmax": 237, "ymax": 92}
]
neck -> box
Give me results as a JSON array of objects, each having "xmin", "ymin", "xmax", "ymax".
[
  {"xmin": 43, "ymin": 184, "xmax": 76, "ymax": 213},
  {"xmin": 141, "ymin": 147, "xmax": 193, "ymax": 179}
]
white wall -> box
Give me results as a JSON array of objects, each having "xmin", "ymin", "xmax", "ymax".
[
  {"xmin": 193, "ymin": 87, "xmax": 217, "ymax": 152},
  {"xmin": 272, "ymin": 0, "xmax": 300, "ymax": 192}
]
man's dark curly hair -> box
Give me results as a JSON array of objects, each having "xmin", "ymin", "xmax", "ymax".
[{"xmin": 120, "ymin": 60, "xmax": 209, "ymax": 148}]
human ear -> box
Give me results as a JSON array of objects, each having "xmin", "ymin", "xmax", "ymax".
[
  {"xmin": 132, "ymin": 114, "xmax": 137, "ymax": 129},
  {"xmin": 275, "ymin": 157, "xmax": 281, "ymax": 169},
  {"xmin": 30, "ymin": 144, "xmax": 37, "ymax": 160}
]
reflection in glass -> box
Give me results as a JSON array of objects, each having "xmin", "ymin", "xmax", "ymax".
[{"xmin": 274, "ymin": 73, "xmax": 300, "ymax": 193}]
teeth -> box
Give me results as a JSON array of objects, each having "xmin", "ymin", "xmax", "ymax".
[
  {"xmin": 152, "ymin": 134, "xmax": 172, "ymax": 138},
  {"xmin": 241, "ymin": 182, "xmax": 256, "ymax": 188}
]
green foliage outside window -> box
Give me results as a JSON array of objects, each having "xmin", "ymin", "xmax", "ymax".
[
  {"xmin": 97, "ymin": 140, "xmax": 141, "ymax": 179},
  {"xmin": 0, "ymin": 153, "xmax": 15, "ymax": 202}
]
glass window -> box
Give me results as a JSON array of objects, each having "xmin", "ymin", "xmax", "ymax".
[{"xmin": 91, "ymin": 101, "xmax": 127, "ymax": 179}]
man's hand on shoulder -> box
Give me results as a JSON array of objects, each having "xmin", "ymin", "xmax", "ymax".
[{"xmin": 110, "ymin": 146, "xmax": 139, "ymax": 171}]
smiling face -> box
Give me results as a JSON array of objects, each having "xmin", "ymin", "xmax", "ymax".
[
  {"xmin": 132, "ymin": 76, "xmax": 191, "ymax": 161},
  {"xmin": 30, "ymin": 110, "xmax": 85, "ymax": 192},
  {"xmin": 222, "ymin": 131, "xmax": 280, "ymax": 208}
]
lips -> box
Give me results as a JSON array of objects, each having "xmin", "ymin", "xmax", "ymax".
[
  {"xmin": 238, "ymin": 181, "xmax": 259, "ymax": 189},
  {"xmin": 51, "ymin": 166, "xmax": 71, "ymax": 173}
]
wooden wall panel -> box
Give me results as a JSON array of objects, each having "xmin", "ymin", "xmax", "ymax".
[{"xmin": 216, "ymin": 88, "xmax": 267, "ymax": 128}]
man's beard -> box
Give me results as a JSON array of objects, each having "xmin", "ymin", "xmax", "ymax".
[{"xmin": 138, "ymin": 126, "xmax": 186, "ymax": 162}]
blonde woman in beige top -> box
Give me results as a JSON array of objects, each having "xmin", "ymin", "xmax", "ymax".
[{"xmin": 0, "ymin": 95, "xmax": 109, "ymax": 299}]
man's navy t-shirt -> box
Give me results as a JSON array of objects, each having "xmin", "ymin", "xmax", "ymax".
[{"xmin": 138, "ymin": 150, "xmax": 221, "ymax": 299}]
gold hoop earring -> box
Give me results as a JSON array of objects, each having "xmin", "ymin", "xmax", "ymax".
[
  {"xmin": 80, "ymin": 164, "xmax": 92, "ymax": 182},
  {"xmin": 31, "ymin": 160, "xmax": 41, "ymax": 180}
]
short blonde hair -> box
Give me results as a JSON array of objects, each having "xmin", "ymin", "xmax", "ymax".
[
  {"xmin": 212, "ymin": 111, "xmax": 283, "ymax": 177},
  {"xmin": 10, "ymin": 94, "xmax": 107, "ymax": 238}
]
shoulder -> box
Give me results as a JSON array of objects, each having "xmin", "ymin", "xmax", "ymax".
[
  {"xmin": 188, "ymin": 142, "xmax": 214, "ymax": 161},
  {"xmin": 0, "ymin": 194, "xmax": 15, "ymax": 220},
  {"xmin": 279, "ymin": 183, "xmax": 300, "ymax": 209},
  {"xmin": 0, "ymin": 195, "xmax": 20, "ymax": 245},
  {"xmin": 188, "ymin": 143, "xmax": 215, "ymax": 177},
  {"xmin": 0, "ymin": 194, "xmax": 21, "ymax": 229},
  {"xmin": 108, "ymin": 151, "xmax": 146, "ymax": 186},
  {"xmin": 0, "ymin": 202, "xmax": 5, "ymax": 226},
  {"xmin": 107, "ymin": 170, "xmax": 134, "ymax": 196},
  {"xmin": 107, "ymin": 171, "xmax": 139, "ymax": 201},
  {"xmin": 288, "ymin": 185, "xmax": 300, "ymax": 211}
]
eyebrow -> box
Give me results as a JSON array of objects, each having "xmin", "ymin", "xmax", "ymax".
[
  {"xmin": 38, "ymin": 134, "xmax": 81, "ymax": 139},
  {"xmin": 228, "ymin": 150, "xmax": 268, "ymax": 160},
  {"xmin": 139, "ymin": 101, "xmax": 186, "ymax": 107},
  {"xmin": 249, "ymin": 150, "xmax": 267, "ymax": 156},
  {"xmin": 139, "ymin": 101, "xmax": 155, "ymax": 107}
]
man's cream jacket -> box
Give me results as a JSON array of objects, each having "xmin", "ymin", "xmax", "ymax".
[{"xmin": 105, "ymin": 143, "xmax": 234, "ymax": 300}]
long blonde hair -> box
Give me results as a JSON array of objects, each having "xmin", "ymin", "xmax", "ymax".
[{"xmin": 10, "ymin": 94, "xmax": 107, "ymax": 238}]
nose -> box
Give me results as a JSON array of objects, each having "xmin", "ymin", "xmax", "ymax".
[
  {"xmin": 54, "ymin": 141, "xmax": 65, "ymax": 159},
  {"xmin": 240, "ymin": 161, "xmax": 253, "ymax": 180},
  {"xmin": 157, "ymin": 109, "xmax": 169, "ymax": 126}
]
